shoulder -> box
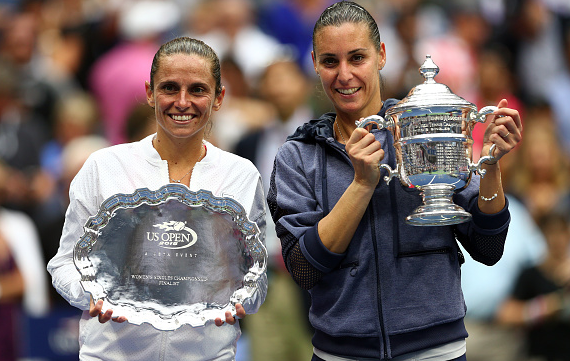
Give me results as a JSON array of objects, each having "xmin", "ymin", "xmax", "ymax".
[
  {"xmin": 71, "ymin": 137, "xmax": 153, "ymax": 190},
  {"xmin": 93, "ymin": 139, "xmax": 141, "ymax": 157},
  {"xmin": 276, "ymin": 135, "xmax": 313, "ymax": 162},
  {"xmin": 85, "ymin": 136, "xmax": 151, "ymax": 165},
  {"xmin": 287, "ymin": 113, "xmax": 335, "ymax": 143},
  {"xmin": 83, "ymin": 142, "xmax": 125, "ymax": 164}
]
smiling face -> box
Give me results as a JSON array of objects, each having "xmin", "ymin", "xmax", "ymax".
[
  {"xmin": 312, "ymin": 22, "xmax": 385, "ymax": 121},
  {"xmin": 146, "ymin": 53, "xmax": 225, "ymax": 141}
]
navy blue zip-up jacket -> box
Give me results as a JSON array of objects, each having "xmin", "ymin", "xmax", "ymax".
[{"xmin": 267, "ymin": 99, "xmax": 510, "ymax": 360}]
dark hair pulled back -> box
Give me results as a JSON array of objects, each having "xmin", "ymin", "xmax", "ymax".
[
  {"xmin": 149, "ymin": 37, "xmax": 222, "ymax": 96},
  {"xmin": 312, "ymin": 1, "xmax": 381, "ymax": 54}
]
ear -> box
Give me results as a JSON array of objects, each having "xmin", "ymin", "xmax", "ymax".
[
  {"xmin": 212, "ymin": 86, "xmax": 226, "ymax": 111},
  {"xmin": 378, "ymin": 42, "xmax": 387, "ymax": 70},
  {"xmin": 145, "ymin": 81, "xmax": 155, "ymax": 108},
  {"xmin": 311, "ymin": 51, "xmax": 319, "ymax": 76}
]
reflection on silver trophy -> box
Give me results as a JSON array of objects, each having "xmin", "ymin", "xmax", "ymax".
[
  {"xmin": 73, "ymin": 184, "xmax": 267, "ymax": 330},
  {"xmin": 356, "ymin": 55, "xmax": 497, "ymax": 226}
]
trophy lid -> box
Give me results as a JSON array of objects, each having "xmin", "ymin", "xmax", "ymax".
[{"xmin": 387, "ymin": 55, "xmax": 475, "ymax": 114}]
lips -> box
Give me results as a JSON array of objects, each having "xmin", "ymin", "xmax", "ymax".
[
  {"xmin": 336, "ymin": 87, "xmax": 361, "ymax": 95},
  {"xmin": 170, "ymin": 114, "xmax": 196, "ymax": 121}
]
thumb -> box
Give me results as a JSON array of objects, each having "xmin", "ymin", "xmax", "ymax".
[{"xmin": 496, "ymin": 98, "xmax": 508, "ymax": 109}]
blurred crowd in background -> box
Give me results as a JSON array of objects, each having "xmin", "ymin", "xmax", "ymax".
[{"xmin": 1, "ymin": 0, "xmax": 570, "ymax": 360}]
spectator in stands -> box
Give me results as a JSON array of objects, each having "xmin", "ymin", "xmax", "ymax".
[{"xmin": 496, "ymin": 210, "xmax": 570, "ymax": 361}]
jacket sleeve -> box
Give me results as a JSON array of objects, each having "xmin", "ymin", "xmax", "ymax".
[
  {"xmin": 267, "ymin": 143, "xmax": 344, "ymax": 289},
  {"xmin": 46, "ymin": 157, "xmax": 100, "ymax": 311},
  {"xmin": 454, "ymin": 178, "xmax": 511, "ymax": 266}
]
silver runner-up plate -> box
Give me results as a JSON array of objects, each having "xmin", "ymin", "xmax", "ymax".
[{"xmin": 73, "ymin": 184, "xmax": 267, "ymax": 330}]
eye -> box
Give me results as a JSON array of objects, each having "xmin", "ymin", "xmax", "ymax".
[
  {"xmin": 321, "ymin": 57, "xmax": 338, "ymax": 67},
  {"xmin": 352, "ymin": 54, "xmax": 364, "ymax": 62},
  {"xmin": 192, "ymin": 86, "xmax": 206, "ymax": 94},
  {"xmin": 162, "ymin": 83, "xmax": 178, "ymax": 92}
]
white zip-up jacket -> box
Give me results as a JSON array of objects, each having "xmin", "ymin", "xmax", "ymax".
[{"xmin": 48, "ymin": 134, "xmax": 267, "ymax": 361}]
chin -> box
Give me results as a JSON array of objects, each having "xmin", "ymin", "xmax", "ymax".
[{"xmin": 336, "ymin": 104, "xmax": 364, "ymax": 116}]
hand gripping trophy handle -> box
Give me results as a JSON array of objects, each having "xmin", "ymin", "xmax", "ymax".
[
  {"xmin": 469, "ymin": 106, "xmax": 499, "ymax": 178},
  {"xmin": 354, "ymin": 115, "xmax": 399, "ymax": 184}
]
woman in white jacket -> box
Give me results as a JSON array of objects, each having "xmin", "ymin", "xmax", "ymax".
[{"xmin": 47, "ymin": 36, "xmax": 267, "ymax": 361}]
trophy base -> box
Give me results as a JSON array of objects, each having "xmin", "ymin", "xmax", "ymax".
[{"xmin": 406, "ymin": 184, "xmax": 472, "ymax": 226}]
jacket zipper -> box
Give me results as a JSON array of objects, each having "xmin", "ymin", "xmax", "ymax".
[
  {"xmin": 328, "ymin": 136, "xmax": 389, "ymax": 358},
  {"xmin": 369, "ymin": 204, "xmax": 389, "ymax": 360}
]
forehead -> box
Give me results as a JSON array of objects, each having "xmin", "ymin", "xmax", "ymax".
[
  {"xmin": 314, "ymin": 22, "xmax": 372, "ymax": 55},
  {"xmin": 154, "ymin": 53, "xmax": 213, "ymax": 82}
]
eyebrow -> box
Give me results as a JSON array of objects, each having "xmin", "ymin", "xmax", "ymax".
[
  {"xmin": 158, "ymin": 80, "xmax": 210, "ymax": 88},
  {"xmin": 318, "ymin": 48, "xmax": 368, "ymax": 58}
]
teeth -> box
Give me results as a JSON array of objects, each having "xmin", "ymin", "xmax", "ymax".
[
  {"xmin": 171, "ymin": 115, "xmax": 193, "ymax": 121},
  {"xmin": 337, "ymin": 87, "xmax": 360, "ymax": 95}
]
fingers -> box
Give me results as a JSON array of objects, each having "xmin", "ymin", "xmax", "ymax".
[
  {"xmin": 214, "ymin": 312, "xmax": 234, "ymax": 326},
  {"xmin": 234, "ymin": 304, "xmax": 246, "ymax": 319},
  {"xmin": 347, "ymin": 128, "xmax": 384, "ymax": 162},
  {"xmin": 490, "ymin": 118, "xmax": 521, "ymax": 147},
  {"xmin": 491, "ymin": 100, "xmax": 521, "ymax": 140},
  {"xmin": 89, "ymin": 299, "xmax": 103, "ymax": 318},
  {"xmin": 225, "ymin": 311, "xmax": 237, "ymax": 325},
  {"xmin": 482, "ymin": 99, "xmax": 523, "ymax": 160},
  {"xmin": 99, "ymin": 308, "xmax": 114, "ymax": 323},
  {"xmin": 89, "ymin": 299, "xmax": 127, "ymax": 324},
  {"xmin": 493, "ymin": 98, "xmax": 523, "ymax": 134},
  {"xmin": 214, "ymin": 304, "xmax": 246, "ymax": 327},
  {"xmin": 113, "ymin": 316, "xmax": 128, "ymax": 323},
  {"xmin": 347, "ymin": 127, "xmax": 385, "ymax": 186}
]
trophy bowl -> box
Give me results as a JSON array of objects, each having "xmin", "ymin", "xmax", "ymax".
[{"xmin": 357, "ymin": 55, "xmax": 497, "ymax": 226}]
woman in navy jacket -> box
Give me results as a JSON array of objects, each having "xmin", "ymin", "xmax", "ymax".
[{"xmin": 268, "ymin": 2, "xmax": 522, "ymax": 360}]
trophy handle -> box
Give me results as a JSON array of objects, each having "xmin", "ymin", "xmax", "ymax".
[
  {"xmin": 471, "ymin": 106, "xmax": 498, "ymax": 123},
  {"xmin": 380, "ymin": 164, "xmax": 399, "ymax": 184},
  {"xmin": 470, "ymin": 105, "xmax": 502, "ymax": 178},
  {"xmin": 470, "ymin": 144, "xmax": 497, "ymax": 178},
  {"xmin": 355, "ymin": 115, "xmax": 395, "ymax": 130}
]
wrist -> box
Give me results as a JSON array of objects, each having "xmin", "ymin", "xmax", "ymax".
[
  {"xmin": 351, "ymin": 178, "xmax": 377, "ymax": 197},
  {"xmin": 482, "ymin": 156, "xmax": 500, "ymax": 166},
  {"xmin": 481, "ymin": 159, "xmax": 501, "ymax": 172}
]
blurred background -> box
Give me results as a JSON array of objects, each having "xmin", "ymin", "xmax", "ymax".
[{"xmin": 1, "ymin": 0, "xmax": 570, "ymax": 360}]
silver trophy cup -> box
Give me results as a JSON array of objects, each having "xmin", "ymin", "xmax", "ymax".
[{"xmin": 356, "ymin": 55, "xmax": 497, "ymax": 226}]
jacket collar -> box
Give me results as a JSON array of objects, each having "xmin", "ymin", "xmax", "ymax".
[{"xmin": 287, "ymin": 98, "xmax": 400, "ymax": 143}]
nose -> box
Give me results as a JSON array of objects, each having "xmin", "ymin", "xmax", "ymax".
[
  {"xmin": 337, "ymin": 61, "xmax": 353, "ymax": 83},
  {"xmin": 176, "ymin": 89, "xmax": 190, "ymax": 108}
]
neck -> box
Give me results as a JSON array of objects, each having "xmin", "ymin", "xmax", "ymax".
[
  {"xmin": 153, "ymin": 136, "xmax": 206, "ymax": 185},
  {"xmin": 334, "ymin": 117, "xmax": 350, "ymax": 144},
  {"xmin": 335, "ymin": 100, "xmax": 384, "ymax": 127},
  {"xmin": 153, "ymin": 134, "xmax": 205, "ymax": 166}
]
